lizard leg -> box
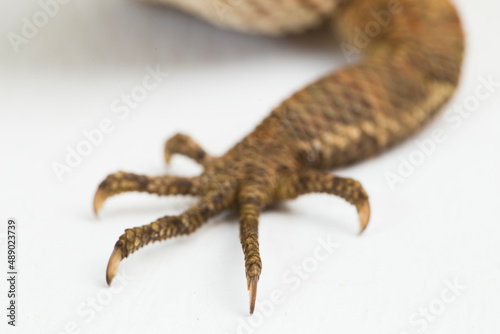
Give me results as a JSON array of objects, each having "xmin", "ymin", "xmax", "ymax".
[
  {"xmin": 290, "ymin": 170, "xmax": 371, "ymax": 233},
  {"xmin": 93, "ymin": 172, "xmax": 201, "ymax": 214},
  {"xmin": 106, "ymin": 190, "xmax": 232, "ymax": 285},
  {"xmin": 238, "ymin": 188, "xmax": 264, "ymax": 314},
  {"xmin": 164, "ymin": 133, "xmax": 213, "ymax": 167}
]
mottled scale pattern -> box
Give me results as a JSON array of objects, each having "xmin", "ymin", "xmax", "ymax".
[
  {"xmin": 142, "ymin": 0, "xmax": 339, "ymax": 35},
  {"xmin": 95, "ymin": 0, "xmax": 465, "ymax": 314}
]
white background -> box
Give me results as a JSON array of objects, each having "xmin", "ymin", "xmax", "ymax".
[{"xmin": 1, "ymin": 0, "xmax": 499, "ymax": 333}]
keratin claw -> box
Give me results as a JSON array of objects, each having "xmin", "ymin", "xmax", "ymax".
[
  {"xmin": 249, "ymin": 276, "xmax": 259, "ymax": 315},
  {"xmin": 93, "ymin": 188, "xmax": 106, "ymax": 216},
  {"xmin": 357, "ymin": 200, "xmax": 371, "ymax": 234},
  {"xmin": 106, "ymin": 247, "xmax": 122, "ymax": 285}
]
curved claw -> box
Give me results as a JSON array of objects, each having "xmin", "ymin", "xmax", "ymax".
[
  {"xmin": 357, "ymin": 200, "xmax": 370, "ymax": 234},
  {"xmin": 248, "ymin": 276, "xmax": 259, "ymax": 315},
  {"xmin": 93, "ymin": 187, "xmax": 107, "ymax": 216},
  {"xmin": 106, "ymin": 247, "xmax": 123, "ymax": 285},
  {"xmin": 164, "ymin": 150, "xmax": 173, "ymax": 165}
]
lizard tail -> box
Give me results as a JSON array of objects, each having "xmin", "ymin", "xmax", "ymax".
[{"xmin": 245, "ymin": 0, "xmax": 466, "ymax": 169}]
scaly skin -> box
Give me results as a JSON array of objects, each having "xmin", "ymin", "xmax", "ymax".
[{"xmin": 94, "ymin": 0, "xmax": 465, "ymax": 314}]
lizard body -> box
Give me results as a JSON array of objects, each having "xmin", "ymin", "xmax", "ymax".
[{"xmin": 95, "ymin": 0, "xmax": 465, "ymax": 313}]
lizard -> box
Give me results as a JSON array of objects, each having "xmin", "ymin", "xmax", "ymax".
[{"xmin": 93, "ymin": 0, "xmax": 465, "ymax": 314}]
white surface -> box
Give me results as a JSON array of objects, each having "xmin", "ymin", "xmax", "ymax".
[{"xmin": 1, "ymin": 0, "xmax": 499, "ymax": 333}]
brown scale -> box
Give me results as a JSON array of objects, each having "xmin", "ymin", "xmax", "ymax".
[{"xmin": 94, "ymin": 0, "xmax": 465, "ymax": 314}]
